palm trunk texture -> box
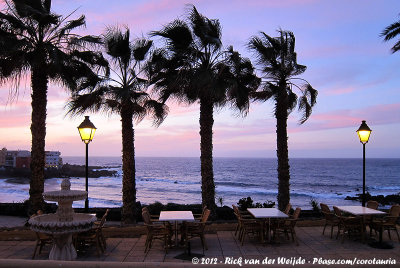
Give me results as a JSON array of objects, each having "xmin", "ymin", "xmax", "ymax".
[
  {"xmin": 275, "ymin": 87, "xmax": 291, "ymax": 211},
  {"xmin": 199, "ymin": 98, "xmax": 216, "ymax": 217},
  {"xmin": 29, "ymin": 66, "xmax": 48, "ymax": 213},
  {"xmin": 121, "ymin": 109, "xmax": 136, "ymax": 224}
]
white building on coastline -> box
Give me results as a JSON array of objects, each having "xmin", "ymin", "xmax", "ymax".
[{"xmin": 0, "ymin": 148, "xmax": 63, "ymax": 168}]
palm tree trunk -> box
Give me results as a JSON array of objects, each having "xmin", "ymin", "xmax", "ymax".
[
  {"xmin": 29, "ymin": 65, "xmax": 48, "ymax": 214},
  {"xmin": 199, "ymin": 97, "xmax": 216, "ymax": 217},
  {"xmin": 275, "ymin": 88, "xmax": 290, "ymax": 211},
  {"xmin": 121, "ymin": 108, "xmax": 136, "ymax": 224}
]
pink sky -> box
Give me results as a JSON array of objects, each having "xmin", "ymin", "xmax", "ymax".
[{"xmin": 0, "ymin": 0, "xmax": 399, "ymax": 158}]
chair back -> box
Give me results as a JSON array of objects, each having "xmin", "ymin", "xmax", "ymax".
[
  {"xmin": 320, "ymin": 203, "xmax": 330, "ymax": 213},
  {"xmin": 98, "ymin": 209, "xmax": 109, "ymax": 228},
  {"xmin": 284, "ymin": 203, "xmax": 292, "ymax": 215},
  {"xmin": 333, "ymin": 206, "xmax": 342, "ymax": 217},
  {"xmin": 367, "ymin": 201, "xmax": 379, "ymax": 210},
  {"xmin": 292, "ymin": 207, "xmax": 301, "ymax": 220},
  {"xmin": 201, "ymin": 209, "xmax": 211, "ymax": 223},
  {"xmin": 389, "ymin": 205, "xmax": 400, "ymax": 217},
  {"xmin": 142, "ymin": 210, "xmax": 152, "ymax": 225},
  {"xmin": 320, "ymin": 204, "xmax": 336, "ymax": 221}
]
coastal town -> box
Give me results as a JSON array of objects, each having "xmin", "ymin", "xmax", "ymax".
[{"xmin": 0, "ymin": 148, "xmax": 62, "ymax": 169}]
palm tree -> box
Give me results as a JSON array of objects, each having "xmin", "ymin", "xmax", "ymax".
[
  {"xmin": 381, "ymin": 14, "xmax": 400, "ymax": 53},
  {"xmin": 0, "ymin": 0, "xmax": 107, "ymax": 213},
  {"xmin": 68, "ymin": 26, "xmax": 168, "ymax": 223},
  {"xmin": 148, "ymin": 5, "xmax": 260, "ymax": 217},
  {"xmin": 248, "ymin": 30, "xmax": 318, "ymax": 211}
]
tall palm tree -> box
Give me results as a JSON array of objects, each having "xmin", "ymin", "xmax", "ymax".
[
  {"xmin": 248, "ymin": 30, "xmax": 318, "ymax": 211},
  {"xmin": 0, "ymin": 0, "xmax": 107, "ymax": 213},
  {"xmin": 148, "ymin": 5, "xmax": 260, "ymax": 217},
  {"xmin": 381, "ymin": 15, "xmax": 400, "ymax": 53},
  {"xmin": 68, "ymin": 26, "xmax": 168, "ymax": 224}
]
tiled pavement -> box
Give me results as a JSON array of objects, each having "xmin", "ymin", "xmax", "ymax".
[{"xmin": 0, "ymin": 226, "xmax": 399, "ymax": 267}]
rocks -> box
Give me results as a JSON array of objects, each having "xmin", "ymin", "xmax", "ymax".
[
  {"xmin": 0, "ymin": 164, "xmax": 117, "ymax": 180},
  {"xmin": 345, "ymin": 192, "xmax": 400, "ymax": 206}
]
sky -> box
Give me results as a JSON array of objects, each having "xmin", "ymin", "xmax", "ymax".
[{"xmin": 0, "ymin": 0, "xmax": 399, "ymax": 158}]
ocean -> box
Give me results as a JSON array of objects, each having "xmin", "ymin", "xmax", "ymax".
[{"xmin": 0, "ymin": 157, "xmax": 399, "ymax": 209}]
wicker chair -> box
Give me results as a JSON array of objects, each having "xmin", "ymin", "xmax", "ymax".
[
  {"xmin": 31, "ymin": 210, "xmax": 52, "ymax": 259},
  {"xmin": 142, "ymin": 210, "xmax": 172, "ymax": 253},
  {"xmin": 333, "ymin": 206, "xmax": 363, "ymax": 243},
  {"xmin": 75, "ymin": 209, "xmax": 109, "ymax": 256},
  {"xmin": 370, "ymin": 204, "xmax": 400, "ymax": 242},
  {"xmin": 182, "ymin": 208, "xmax": 211, "ymax": 253},
  {"xmin": 272, "ymin": 207, "xmax": 301, "ymax": 245},
  {"xmin": 233, "ymin": 205, "xmax": 262, "ymax": 245},
  {"xmin": 320, "ymin": 203, "xmax": 340, "ymax": 238}
]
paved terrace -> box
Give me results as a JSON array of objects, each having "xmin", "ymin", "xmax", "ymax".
[{"xmin": 0, "ymin": 222, "xmax": 399, "ymax": 267}]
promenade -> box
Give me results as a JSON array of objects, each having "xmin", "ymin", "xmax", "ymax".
[{"xmin": 0, "ymin": 217, "xmax": 398, "ymax": 267}]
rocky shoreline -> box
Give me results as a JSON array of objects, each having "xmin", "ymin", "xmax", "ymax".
[{"xmin": 0, "ymin": 163, "xmax": 117, "ymax": 182}]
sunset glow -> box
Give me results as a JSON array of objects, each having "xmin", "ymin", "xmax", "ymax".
[{"xmin": 0, "ymin": 0, "xmax": 399, "ymax": 158}]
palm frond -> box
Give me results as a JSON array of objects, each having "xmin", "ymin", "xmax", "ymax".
[{"xmin": 150, "ymin": 19, "xmax": 193, "ymax": 51}]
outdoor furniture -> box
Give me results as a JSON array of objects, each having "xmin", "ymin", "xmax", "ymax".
[
  {"xmin": 247, "ymin": 207, "xmax": 288, "ymax": 243},
  {"xmin": 182, "ymin": 208, "xmax": 211, "ymax": 253},
  {"xmin": 75, "ymin": 222, "xmax": 105, "ymax": 256},
  {"xmin": 158, "ymin": 210, "xmax": 194, "ymax": 247},
  {"xmin": 370, "ymin": 204, "xmax": 400, "ymax": 243},
  {"xmin": 91, "ymin": 209, "xmax": 109, "ymax": 250},
  {"xmin": 193, "ymin": 206, "xmax": 207, "ymax": 221},
  {"xmin": 142, "ymin": 210, "xmax": 172, "ymax": 253},
  {"xmin": 333, "ymin": 206, "xmax": 364, "ymax": 243},
  {"xmin": 320, "ymin": 203, "xmax": 340, "ymax": 238},
  {"xmin": 75, "ymin": 209, "xmax": 109, "ymax": 256},
  {"xmin": 31, "ymin": 210, "xmax": 53, "ymax": 259},
  {"xmin": 284, "ymin": 203, "xmax": 292, "ymax": 215},
  {"xmin": 232, "ymin": 205, "xmax": 254, "ymax": 238},
  {"xmin": 142, "ymin": 207, "xmax": 161, "ymax": 222},
  {"xmin": 272, "ymin": 207, "xmax": 301, "ymax": 245},
  {"xmin": 365, "ymin": 201, "xmax": 379, "ymax": 225},
  {"xmin": 336, "ymin": 205, "xmax": 386, "ymax": 243},
  {"xmin": 232, "ymin": 205, "xmax": 261, "ymax": 245}
]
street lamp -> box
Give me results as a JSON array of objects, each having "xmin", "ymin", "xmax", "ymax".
[
  {"xmin": 356, "ymin": 120, "xmax": 372, "ymax": 207},
  {"xmin": 78, "ymin": 116, "xmax": 97, "ymax": 212}
]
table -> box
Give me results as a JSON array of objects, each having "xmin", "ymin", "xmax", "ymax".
[
  {"xmin": 247, "ymin": 208, "xmax": 288, "ymax": 243},
  {"xmin": 336, "ymin": 206, "xmax": 386, "ymax": 243},
  {"xmin": 159, "ymin": 211, "xmax": 194, "ymax": 246}
]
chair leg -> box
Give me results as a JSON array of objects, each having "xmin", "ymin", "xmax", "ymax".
[
  {"xmin": 32, "ymin": 241, "xmax": 39, "ymax": 259},
  {"xmin": 330, "ymin": 225, "xmax": 334, "ymax": 239},
  {"xmin": 322, "ymin": 223, "xmax": 327, "ymax": 235},
  {"xmin": 200, "ymin": 234, "xmax": 208, "ymax": 250},
  {"xmin": 387, "ymin": 229, "xmax": 392, "ymax": 240}
]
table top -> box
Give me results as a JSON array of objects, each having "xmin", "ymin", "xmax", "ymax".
[
  {"xmin": 158, "ymin": 211, "xmax": 194, "ymax": 221},
  {"xmin": 336, "ymin": 206, "xmax": 386, "ymax": 216},
  {"xmin": 247, "ymin": 208, "xmax": 289, "ymax": 219}
]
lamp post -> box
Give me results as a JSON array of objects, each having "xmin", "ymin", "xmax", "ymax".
[
  {"xmin": 78, "ymin": 116, "xmax": 97, "ymax": 212},
  {"xmin": 356, "ymin": 120, "xmax": 372, "ymax": 207}
]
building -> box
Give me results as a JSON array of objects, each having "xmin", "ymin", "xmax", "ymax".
[
  {"xmin": 45, "ymin": 151, "xmax": 62, "ymax": 168},
  {"xmin": 0, "ymin": 148, "xmax": 6, "ymax": 166},
  {"xmin": 5, "ymin": 150, "xmax": 30, "ymax": 168},
  {"xmin": 0, "ymin": 149, "xmax": 62, "ymax": 169}
]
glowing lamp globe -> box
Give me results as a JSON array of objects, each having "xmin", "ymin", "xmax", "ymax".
[
  {"xmin": 356, "ymin": 120, "xmax": 372, "ymax": 144},
  {"xmin": 78, "ymin": 116, "xmax": 96, "ymax": 144}
]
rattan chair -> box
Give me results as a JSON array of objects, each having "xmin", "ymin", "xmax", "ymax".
[
  {"xmin": 232, "ymin": 205, "xmax": 262, "ymax": 245},
  {"xmin": 182, "ymin": 208, "xmax": 211, "ymax": 253},
  {"xmin": 31, "ymin": 210, "xmax": 52, "ymax": 259},
  {"xmin": 370, "ymin": 204, "xmax": 400, "ymax": 241},
  {"xmin": 272, "ymin": 207, "xmax": 301, "ymax": 245},
  {"xmin": 333, "ymin": 206, "xmax": 363, "ymax": 243},
  {"xmin": 75, "ymin": 209, "xmax": 109, "ymax": 256},
  {"xmin": 142, "ymin": 210, "xmax": 172, "ymax": 253},
  {"xmin": 320, "ymin": 203, "xmax": 340, "ymax": 238}
]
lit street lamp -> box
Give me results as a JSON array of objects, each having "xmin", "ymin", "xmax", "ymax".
[
  {"xmin": 356, "ymin": 120, "xmax": 372, "ymax": 207},
  {"xmin": 78, "ymin": 116, "xmax": 97, "ymax": 212}
]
